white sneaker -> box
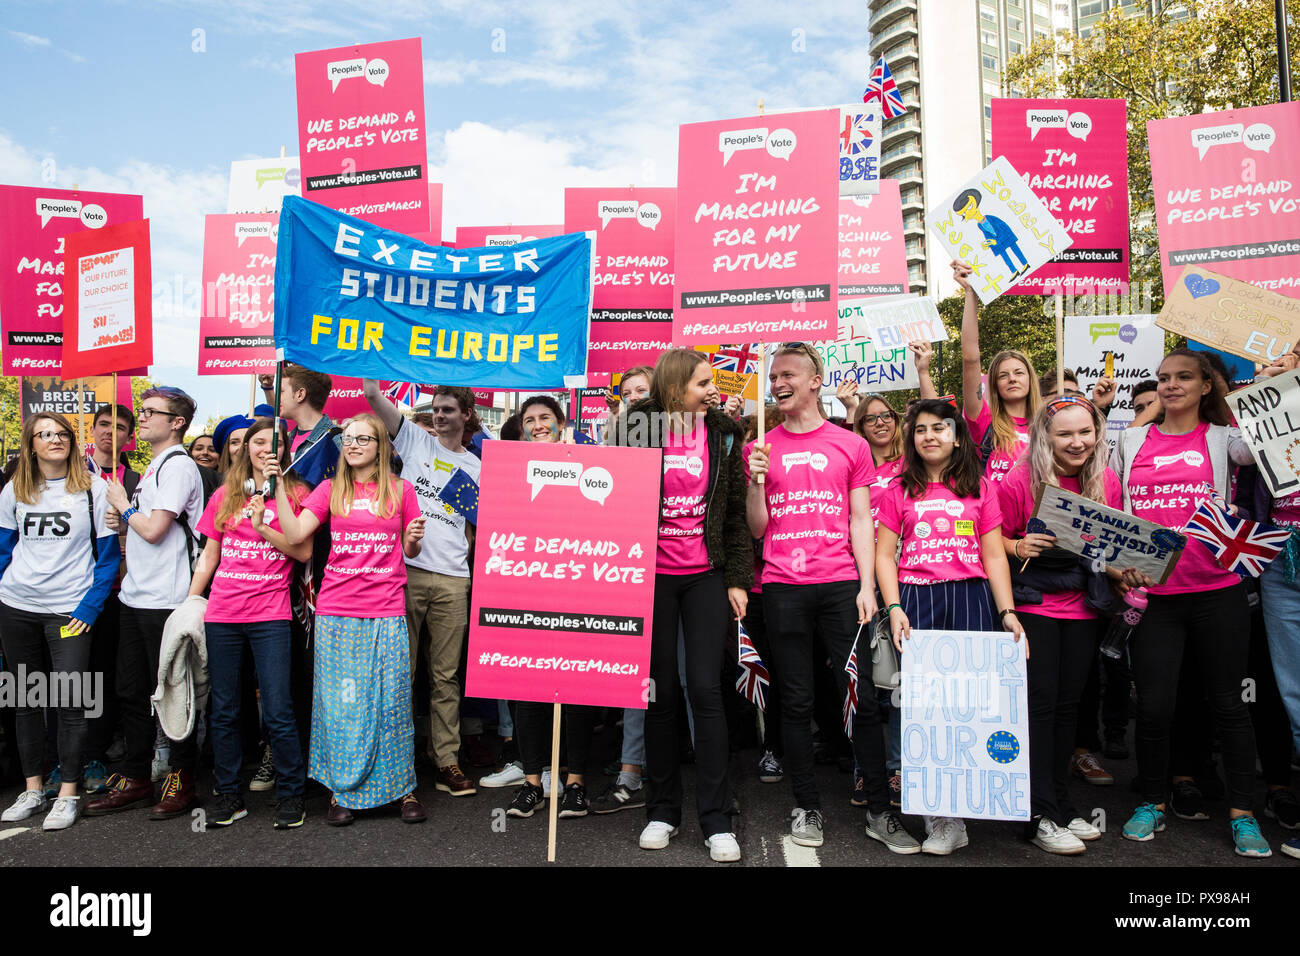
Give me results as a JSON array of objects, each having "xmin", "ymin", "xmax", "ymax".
[
  {"xmin": 1031, "ymin": 817, "xmax": 1086, "ymax": 855},
  {"xmin": 479, "ymin": 761, "xmax": 525, "ymax": 789},
  {"xmin": 705, "ymin": 832, "xmax": 741, "ymax": 862},
  {"xmin": 42, "ymin": 796, "xmax": 81, "ymax": 831},
  {"xmin": 921, "ymin": 816, "xmax": 969, "ymax": 855},
  {"xmin": 1067, "ymin": 816, "xmax": 1102, "ymax": 841},
  {"xmin": 1, "ymin": 789, "xmax": 49, "ymax": 822},
  {"xmin": 639, "ymin": 820, "xmax": 679, "ymax": 850}
]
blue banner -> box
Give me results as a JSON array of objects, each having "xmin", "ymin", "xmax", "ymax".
[{"xmin": 273, "ymin": 196, "xmax": 592, "ymax": 388}]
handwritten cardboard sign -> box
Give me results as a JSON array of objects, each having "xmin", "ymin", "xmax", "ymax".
[
  {"xmin": 846, "ymin": 294, "xmax": 948, "ymax": 347},
  {"xmin": 1029, "ymin": 484, "xmax": 1186, "ymax": 584},
  {"xmin": 1231, "ymin": 369, "xmax": 1300, "ymax": 497},
  {"xmin": 1156, "ymin": 265, "xmax": 1299, "ymax": 366}
]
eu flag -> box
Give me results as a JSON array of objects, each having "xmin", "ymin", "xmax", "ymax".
[{"xmin": 438, "ymin": 467, "xmax": 480, "ymax": 525}]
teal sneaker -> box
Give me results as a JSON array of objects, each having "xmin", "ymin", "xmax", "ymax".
[
  {"xmin": 83, "ymin": 760, "xmax": 109, "ymax": 794},
  {"xmin": 1230, "ymin": 816, "xmax": 1272, "ymax": 858},
  {"xmin": 42, "ymin": 766, "xmax": 62, "ymax": 800},
  {"xmin": 1122, "ymin": 803, "xmax": 1166, "ymax": 842}
]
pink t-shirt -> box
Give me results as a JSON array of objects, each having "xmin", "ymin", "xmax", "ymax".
[
  {"xmin": 302, "ymin": 478, "xmax": 422, "ymax": 617},
  {"xmin": 966, "ymin": 403, "xmax": 1029, "ymax": 485},
  {"xmin": 198, "ymin": 486, "xmax": 307, "ymax": 623},
  {"xmin": 876, "ymin": 477, "xmax": 1002, "ymax": 586},
  {"xmin": 745, "ymin": 422, "xmax": 873, "ymax": 586},
  {"xmin": 1271, "ymin": 490, "xmax": 1300, "ymax": 530},
  {"xmin": 867, "ymin": 456, "xmax": 904, "ymax": 527},
  {"xmin": 997, "ymin": 464, "xmax": 1123, "ymax": 619},
  {"xmin": 1126, "ymin": 422, "xmax": 1238, "ymax": 595},
  {"xmin": 657, "ymin": 421, "xmax": 711, "ymax": 575}
]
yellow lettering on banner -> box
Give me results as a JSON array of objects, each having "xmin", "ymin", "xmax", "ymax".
[
  {"xmin": 464, "ymin": 331, "xmax": 483, "ymax": 360},
  {"xmin": 362, "ymin": 321, "xmax": 384, "ymax": 351},
  {"xmin": 511, "ymin": 335, "xmax": 534, "ymax": 363},
  {"xmin": 436, "ymin": 330, "xmax": 460, "ymax": 358},
  {"xmin": 410, "ymin": 326, "xmax": 431, "ymax": 356},
  {"xmin": 311, "ymin": 314, "xmax": 333, "ymax": 344},
  {"xmin": 539, "ymin": 334, "xmax": 558, "ymax": 362},
  {"xmin": 488, "ymin": 334, "xmax": 508, "ymax": 362},
  {"xmin": 339, "ymin": 317, "xmax": 359, "ymax": 351}
]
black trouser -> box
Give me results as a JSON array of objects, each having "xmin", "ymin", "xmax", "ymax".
[
  {"xmin": 1022, "ymin": 612, "xmax": 1098, "ymax": 827},
  {"xmin": 1130, "ymin": 584, "xmax": 1257, "ymax": 811},
  {"xmin": 0, "ymin": 603, "xmax": 94, "ymax": 785},
  {"xmin": 516, "ymin": 701, "xmax": 595, "ymax": 778},
  {"xmin": 743, "ymin": 589, "xmax": 782, "ymax": 757},
  {"xmin": 1248, "ymin": 600, "xmax": 1294, "ymax": 787},
  {"xmin": 648, "ymin": 570, "xmax": 732, "ymax": 836},
  {"xmin": 117, "ymin": 605, "xmax": 197, "ymax": 781},
  {"xmin": 763, "ymin": 580, "xmax": 889, "ymax": 814},
  {"xmin": 1075, "ymin": 638, "xmax": 1132, "ymax": 750},
  {"xmin": 84, "ymin": 592, "xmax": 122, "ymax": 763}
]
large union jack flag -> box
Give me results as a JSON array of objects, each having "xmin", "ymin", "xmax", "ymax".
[
  {"xmin": 862, "ymin": 55, "xmax": 906, "ymax": 119},
  {"xmin": 711, "ymin": 344, "xmax": 760, "ymax": 375},
  {"xmin": 1184, "ymin": 493, "xmax": 1290, "ymax": 578},
  {"xmin": 735, "ymin": 623, "xmax": 769, "ymax": 711},
  {"xmin": 843, "ymin": 626, "xmax": 863, "ymax": 738}
]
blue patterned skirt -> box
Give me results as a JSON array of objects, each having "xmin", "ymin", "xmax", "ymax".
[{"xmin": 309, "ymin": 614, "xmax": 415, "ymax": 810}]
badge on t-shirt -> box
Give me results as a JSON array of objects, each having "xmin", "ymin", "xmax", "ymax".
[{"xmin": 955, "ymin": 520, "xmax": 975, "ymax": 536}]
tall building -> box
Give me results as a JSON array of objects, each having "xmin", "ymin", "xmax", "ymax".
[{"xmin": 1069, "ymin": 0, "xmax": 1190, "ymax": 36}]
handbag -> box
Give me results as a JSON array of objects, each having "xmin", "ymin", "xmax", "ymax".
[{"xmin": 869, "ymin": 608, "xmax": 900, "ymax": 690}]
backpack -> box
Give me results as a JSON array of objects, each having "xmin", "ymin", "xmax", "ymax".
[{"xmin": 150, "ymin": 450, "xmax": 211, "ymax": 575}]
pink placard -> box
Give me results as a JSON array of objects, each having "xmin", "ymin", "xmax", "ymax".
[
  {"xmin": 0, "ymin": 185, "xmax": 143, "ymax": 376},
  {"xmin": 404, "ymin": 182, "xmax": 445, "ymax": 245},
  {"xmin": 1149, "ymin": 101, "xmax": 1300, "ymax": 298},
  {"xmin": 838, "ymin": 182, "xmax": 909, "ymax": 297},
  {"xmin": 466, "ymin": 441, "xmax": 660, "ymax": 708},
  {"xmin": 294, "ymin": 37, "xmax": 429, "ymax": 234},
  {"xmin": 198, "ymin": 213, "xmax": 277, "ymax": 375},
  {"xmin": 322, "ymin": 376, "xmax": 370, "ymax": 422},
  {"xmin": 673, "ymin": 109, "xmax": 840, "ymax": 344},
  {"xmin": 992, "ymin": 98, "xmax": 1130, "ymax": 294},
  {"xmin": 454, "ymin": 224, "xmax": 564, "ymax": 247},
  {"xmin": 565, "ymin": 187, "xmax": 675, "ymax": 374}
]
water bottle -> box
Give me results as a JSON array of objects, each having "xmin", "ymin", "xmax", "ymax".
[{"xmin": 1100, "ymin": 587, "xmax": 1148, "ymax": 659}]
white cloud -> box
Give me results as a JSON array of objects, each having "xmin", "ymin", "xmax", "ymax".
[
  {"xmin": 8, "ymin": 30, "xmax": 51, "ymax": 47},
  {"xmin": 423, "ymin": 57, "xmax": 605, "ymax": 89}
]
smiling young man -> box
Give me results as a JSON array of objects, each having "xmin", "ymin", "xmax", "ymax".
[
  {"xmin": 86, "ymin": 386, "xmax": 205, "ymax": 821},
  {"xmin": 364, "ymin": 379, "xmax": 481, "ymax": 798},
  {"xmin": 745, "ymin": 343, "xmax": 917, "ymax": 854}
]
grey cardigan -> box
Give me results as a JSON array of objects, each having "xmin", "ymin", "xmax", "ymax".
[{"xmin": 1110, "ymin": 423, "xmax": 1255, "ymax": 512}]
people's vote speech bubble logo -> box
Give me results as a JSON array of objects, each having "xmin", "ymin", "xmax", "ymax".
[
  {"xmin": 636, "ymin": 202, "xmax": 661, "ymax": 230},
  {"xmin": 234, "ymin": 221, "xmax": 276, "ymax": 247},
  {"xmin": 765, "ymin": 128, "xmax": 796, "ymax": 161},
  {"xmin": 1088, "ymin": 322, "xmax": 1120, "ymax": 344},
  {"xmin": 717, "ymin": 126, "xmax": 798, "ymax": 165},
  {"xmin": 598, "ymin": 199, "xmax": 661, "ymax": 231},
  {"xmin": 326, "ymin": 57, "xmax": 389, "ymax": 92},
  {"xmin": 1118, "ymin": 323, "xmax": 1138, "ymax": 344},
  {"xmin": 1244, "ymin": 122, "xmax": 1276, "ymax": 153},
  {"xmin": 663, "ymin": 454, "xmax": 704, "ymax": 477},
  {"xmin": 1026, "ymin": 109, "xmax": 1091, "ymax": 141},
  {"xmin": 1188, "ymin": 122, "xmax": 1276, "ymax": 159},
  {"xmin": 527, "ymin": 460, "xmax": 614, "ymax": 504},
  {"xmin": 36, "ymin": 197, "xmax": 107, "ymax": 229}
]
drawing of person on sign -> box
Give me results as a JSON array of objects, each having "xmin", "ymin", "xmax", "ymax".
[{"xmin": 953, "ymin": 188, "xmax": 1029, "ymax": 279}]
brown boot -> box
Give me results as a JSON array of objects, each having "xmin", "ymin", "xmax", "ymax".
[
  {"xmin": 83, "ymin": 774, "xmax": 153, "ymax": 816},
  {"xmin": 435, "ymin": 764, "xmax": 476, "ymax": 796},
  {"xmin": 149, "ymin": 770, "xmax": 198, "ymax": 820}
]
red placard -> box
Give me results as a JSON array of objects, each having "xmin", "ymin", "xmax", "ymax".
[
  {"xmin": 199, "ymin": 213, "xmax": 277, "ymax": 375},
  {"xmin": 673, "ymin": 109, "xmax": 840, "ymax": 344},
  {"xmin": 0, "ymin": 185, "xmax": 143, "ymax": 376},
  {"xmin": 454, "ymin": 224, "xmax": 564, "ymax": 247},
  {"xmin": 838, "ymin": 182, "xmax": 909, "ymax": 298},
  {"xmin": 992, "ymin": 98, "xmax": 1130, "ymax": 294},
  {"xmin": 295, "ymin": 37, "xmax": 429, "ymax": 234},
  {"xmin": 61, "ymin": 219, "xmax": 151, "ymax": 378},
  {"xmin": 466, "ymin": 441, "xmax": 661, "ymax": 708},
  {"xmin": 564, "ymin": 187, "xmax": 675, "ymax": 374}
]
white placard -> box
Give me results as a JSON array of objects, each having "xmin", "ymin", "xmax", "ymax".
[{"xmin": 78, "ymin": 246, "xmax": 136, "ymax": 352}]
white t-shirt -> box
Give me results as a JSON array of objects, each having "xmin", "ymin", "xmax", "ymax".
[
  {"xmin": 393, "ymin": 419, "xmax": 480, "ymax": 577},
  {"xmin": 0, "ymin": 477, "xmax": 111, "ymax": 615},
  {"xmin": 121, "ymin": 446, "xmax": 205, "ymax": 609}
]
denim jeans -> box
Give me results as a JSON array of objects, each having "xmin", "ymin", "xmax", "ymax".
[
  {"xmin": 1260, "ymin": 559, "xmax": 1300, "ymax": 753},
  {"xmin": 206, "ymin": 620, "xmax": 305, "ymax": 800}
]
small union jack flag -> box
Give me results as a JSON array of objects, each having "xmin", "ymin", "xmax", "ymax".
[
  {"xmin": 711, "ymin": 344, "xmax": 760, "ymax": 375},
  {"xmin": 863, "ymin": 55, "xmax": 906, "ymax": 119},
  {"xmin": 843, "ymin": 624, "xmax": 864, "ymax": 738},
  {"xmin": 735, "ymin": 622, "xmax": 769, "ymax": 711},
  {"xmin": 840, "ymin": 110, "xmax": 876, "ymax": 156},
  {"xmin": 1184, "ymin": 493, "xmax": 1291, "ymax": 578},
  {"xmin": 384, "ymin": 381, "xmax": 422, "ymax": 407}
]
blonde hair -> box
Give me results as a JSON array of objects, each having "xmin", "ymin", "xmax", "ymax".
[
  {"xmin": 1026, "ymin": 397, "xmax": 1109, "ymax": 505},
  {"xmin": 329, "ymin": 413, "xmax": 399, "ymax": 519},
  {"xmin": 987, "ymin": 350, "xmax": 1042, "ymax": 453},
  {"xmin": 215, "ymin": 418, "xmax": 305, "ymax": 532},
  {"xmin": 14, "ymin": 413, "xmax": 93, "ymax": 505}
]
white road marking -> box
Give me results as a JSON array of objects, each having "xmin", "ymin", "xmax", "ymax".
[
  {"xmin": 0, "ymin": 827, "xmax": 31, "ymax": 841},
  {"xmin": 781, "ymin": 834, "xmax": 821, "ymax": 867}
]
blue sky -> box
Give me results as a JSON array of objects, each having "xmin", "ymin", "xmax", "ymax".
[{"xmin": 2, "ymin": 0, "xmax": 869, "ymax": 425}]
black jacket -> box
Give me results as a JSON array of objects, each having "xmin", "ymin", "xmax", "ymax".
[{"xmin": 608, "ymin": 399, "xmax": 753, "ymax": 591}]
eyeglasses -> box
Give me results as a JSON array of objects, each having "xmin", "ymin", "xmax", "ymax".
[
  {"xmin": 341, "ymin": 435, "xmax": 378, "ymax": 447},
  {"xmin": 35, "ymin": 430, "xmax": 73, "ymax": 443},
  {"xmin": 859, "ymin": 413, "xmax": 896, "ymax": 426},
  {"xmin": 138, "ymin": 406, "xmax": 178, "ymax": 422}
]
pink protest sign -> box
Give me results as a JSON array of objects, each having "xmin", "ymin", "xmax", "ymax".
[
  {"xmin": 1149, "ymin": 101, "xmax": 1300, "ymax": 298},
  {"xmin": 466, "ymin": 441, "xmax": 660, "ymax": 708},
  {"xmin": 454, "ymin": 224, "xmax": 564, "ymax": 247},
  {"xmin": 198, "ymin": 213, "xmax": 277, "ymax": 375},
  {"xmin": 404, "ymin": 182, "xmax": 445, "ymax": 245},
  {"xmin": 992, "ymin": 98, "xmax": 1130, "ymax": 295},
  {"xmin": 565, "ymin": 187, "xmax": 675, "ymax": 374},
  {"xmin": 673, "ymin": 109, "xmax": 840, "ymax": 345},
  {"xmin": 294, "ymin": 37, "xmax": 428, "ymax": 234},
  {"xmin": 838, "ymin": 182, "xmax": 909, "ymax": 297},
  {"xmin": 323, "ymin": 377, "xmax": 370, "ymax": 422},
  {"xmin": 0, "ymin": 185, "xmax": 143, "ymax": 376}
]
